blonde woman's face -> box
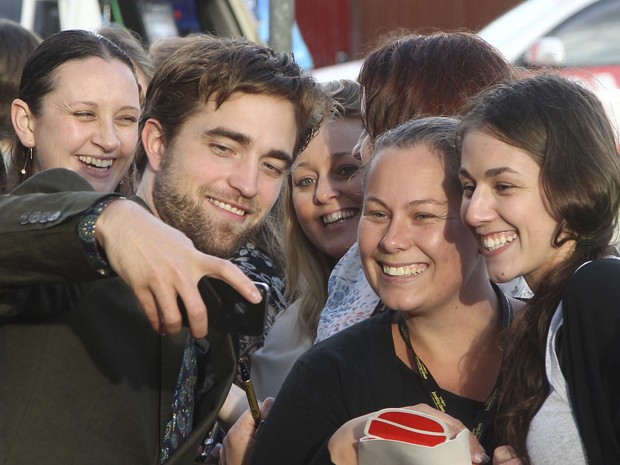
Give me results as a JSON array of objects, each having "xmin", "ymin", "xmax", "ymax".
[{"xmin": 291, "ymin": 118, "xmax": 364, "ymax": 259}]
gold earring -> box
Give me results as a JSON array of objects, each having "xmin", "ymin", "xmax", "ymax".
[{"xmin": 20, "ymin": 146, "xmax": 33, "ymax": 175}]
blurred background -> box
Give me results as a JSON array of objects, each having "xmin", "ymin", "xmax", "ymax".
[
  {"xmin": 0, "ymin": 0, "xmax": 584, "ymax": 68},
  {"xmin": 1, "ymin": 0, "xmax": 619, "ymax": 130}
]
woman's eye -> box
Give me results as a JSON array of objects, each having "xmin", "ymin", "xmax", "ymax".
[
  {"xmin": 295, "ymin": 177, "xmax": 315, "ymax": 188},
  {"xmin": 461, "ymin": 185, "xmax": 474, "ymax": 198},
  {"xmin": 74, "ymin": 112, "xmax": 95, "ymax": 118},
  {"xmin": 414, "ymin": 213, "xmax": 434, "ymax": 220},
  {"xmin": 118, "ymin": 115, "xmax": 138, "ymax": 124},
  {"xmin": 337, "ymin": 164, "xmax": 361, "ymax": 178},
  {"xmin": 496, "ymin": 183, "xmax": 514, "ymax": 192},
  {"xmin": 364, "ymin": 210, "xmax": 388, "ymax": 220}
]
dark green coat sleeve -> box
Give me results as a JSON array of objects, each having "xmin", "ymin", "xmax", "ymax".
[{"xmin": 0, "ymin": 168, "xmax": 122, "ymax": 287}]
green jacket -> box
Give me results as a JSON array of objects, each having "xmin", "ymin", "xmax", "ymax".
[{"xmin": 0, "ymin": 168, "xmax": 235, "ymax": 465}]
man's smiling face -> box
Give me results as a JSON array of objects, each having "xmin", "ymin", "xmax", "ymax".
[{"xmin": 152, "ymin": 92, "xmax": 297, "ymax": 257}]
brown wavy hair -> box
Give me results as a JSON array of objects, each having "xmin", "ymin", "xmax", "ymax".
[
  {"xmin": 133, "ymin": 36, "xmax": 331, "ymax": 180},
  {"xmin": 0, "ymin": 19, "xmax": 40, "ymax": 142},
  {"xmin": 359, "ymin": 30, "xmax": 515, "ymax": 142}
]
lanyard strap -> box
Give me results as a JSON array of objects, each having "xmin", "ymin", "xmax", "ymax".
[{"xmin": 396, "ymin": 282, "xmax": 512, "ymax": 440}]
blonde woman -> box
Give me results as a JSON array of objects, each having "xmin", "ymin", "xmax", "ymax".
[{"xmin": 250, "ymin": 79, "xmax": 364, "ymax": 399}]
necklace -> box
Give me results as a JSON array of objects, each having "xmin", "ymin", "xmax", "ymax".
[{"xmin": 396, "ymin": 282, "xmax": 512, "ymax": 440}]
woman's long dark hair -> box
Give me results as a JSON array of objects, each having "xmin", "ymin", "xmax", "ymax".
[{"xmin": 458, "ymin": 74, "xmax": 620, "ymax": 463}]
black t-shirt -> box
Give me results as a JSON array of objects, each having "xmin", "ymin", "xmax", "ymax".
[{"xmin": 251, "ymin": 309, "xmax": 497, "ymax": 465}]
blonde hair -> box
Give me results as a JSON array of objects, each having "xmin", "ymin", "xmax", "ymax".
[{"xmin": 283, "ymin": 79, "xmax": 362, "ymax": 338}]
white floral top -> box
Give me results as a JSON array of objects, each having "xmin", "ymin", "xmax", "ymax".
[{"xmin": 315, "ymin": 243, "xmax": 380, "ymax": 342}]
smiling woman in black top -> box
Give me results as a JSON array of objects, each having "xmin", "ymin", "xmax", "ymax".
[{"xmin": 220, "ymin": 117, "xmax": 524, "ymax": 465}]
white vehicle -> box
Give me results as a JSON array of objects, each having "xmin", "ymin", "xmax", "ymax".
[
  {"xmin": 311, "ymin": 58, "xmax": 363, "ymax": 83},
  {"xmin": 479, "ymin": 0, "xmax": 620, "ymax": 132},
  {"xmin": 0, "ymin": 0, "xmax": 104, "ymax": 37},
  {"xmin": 477, "ymin": 0, "xmax": 599, "ymax": 64}
]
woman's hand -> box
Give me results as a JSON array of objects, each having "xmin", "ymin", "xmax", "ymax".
[
  {"xmin": 493, "ymin": 445, "xmax": 523, "ymax": 465},
  {"xmin": 409, "ymin": 404, "xmax": 489, "ymax": 463},
  {"xmin": 219, "ymin": 397, "xmax": 275, "ymax": 465},
  {"xmin": 327, "ymin": 412, "xmax": 374, "ymax": 465},
  {"xmin": 328, "ymin": 403, "xmax": 491, "ymax": 465}
]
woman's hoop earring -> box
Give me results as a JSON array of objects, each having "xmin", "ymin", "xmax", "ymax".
[{"xmin": 20, "ymin": 146, "xmax": 33, "ymax": 175}]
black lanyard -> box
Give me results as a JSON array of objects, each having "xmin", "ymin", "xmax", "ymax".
[{"xmin": 396, "ymin": 283, "xmax": 512, "ymax": 440}]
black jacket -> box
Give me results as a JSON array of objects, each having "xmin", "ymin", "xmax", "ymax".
[{"xmin": 561, "ymin": 258, "xmax": 620, "ymax": 465}]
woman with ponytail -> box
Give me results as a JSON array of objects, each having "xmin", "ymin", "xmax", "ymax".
[{"xmin": 458, "ymin": 73, "xmax": 620, "ymax": 465}]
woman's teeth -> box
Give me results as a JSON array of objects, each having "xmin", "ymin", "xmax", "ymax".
[
  {"xmin": 382, "ymin": 264, "xmax": 426, "ymax": 276},
  {"xmin": 482, "ymin": 233, "xmax": 517, "ymax": 251},
  {"xmin": 78, "ymin": 155, "xmax": 113, "ymax": 169},
  {"xmin": 323, "ymin": 209, "xmax": 357, "ymax": 225}
]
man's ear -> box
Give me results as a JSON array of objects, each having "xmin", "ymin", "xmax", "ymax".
[
  {"xmin": 141, "ymin": 118, "xmax": 166, "ymax": 172},
  {"xmin": 11, "ymin": 99, "xmax": 35, "ymax": 147}
]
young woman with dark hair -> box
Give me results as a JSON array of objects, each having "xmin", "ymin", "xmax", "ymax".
[{"xmin": 458, "ymin": 74, "xmax": 620, "ymax": 465}]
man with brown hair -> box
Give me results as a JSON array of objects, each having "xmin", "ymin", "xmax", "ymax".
[{"xmin": 0, "ymin": 36, "xmax": 329, "ymax": 465}]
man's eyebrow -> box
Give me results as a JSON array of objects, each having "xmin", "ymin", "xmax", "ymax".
[
  {"xmin": 266, "ymin": 149, "xmax": 294, "ymax": 169},
  {"xmin": 204, "ymin": 126, "xmax": 293, "ymax": 167},
  {"xmin": 331, "ymin": 151, "xmax": 356, "ymax": 159},
  {"xmin": 203, "ymin": 127, "xmax": 252, "ymax": 146}
]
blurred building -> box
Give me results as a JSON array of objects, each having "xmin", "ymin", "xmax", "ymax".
[
  {"xmin": 0, "ymin": 0, "xmax": 522, "ymax": 69},
  {"xmin": 296, "ymin": 0, "xmax": 521, "ymax": 68}
]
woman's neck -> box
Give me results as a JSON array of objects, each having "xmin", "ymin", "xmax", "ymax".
[{"xmin": 392, "ymin": 280, "xmax": 504, "ymax": 401}]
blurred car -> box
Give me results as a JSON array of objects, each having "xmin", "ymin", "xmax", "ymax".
[
  {"xmin": 311, "ymin": 58, "xmax": 363, "ymax": 83},
  {"xmin": 479, "ymin": 0, "xmax": 620, "ymax": 132},
  {"xmin": 311, "ymin": 0, "xmax": 620, "ymax": 133}
]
